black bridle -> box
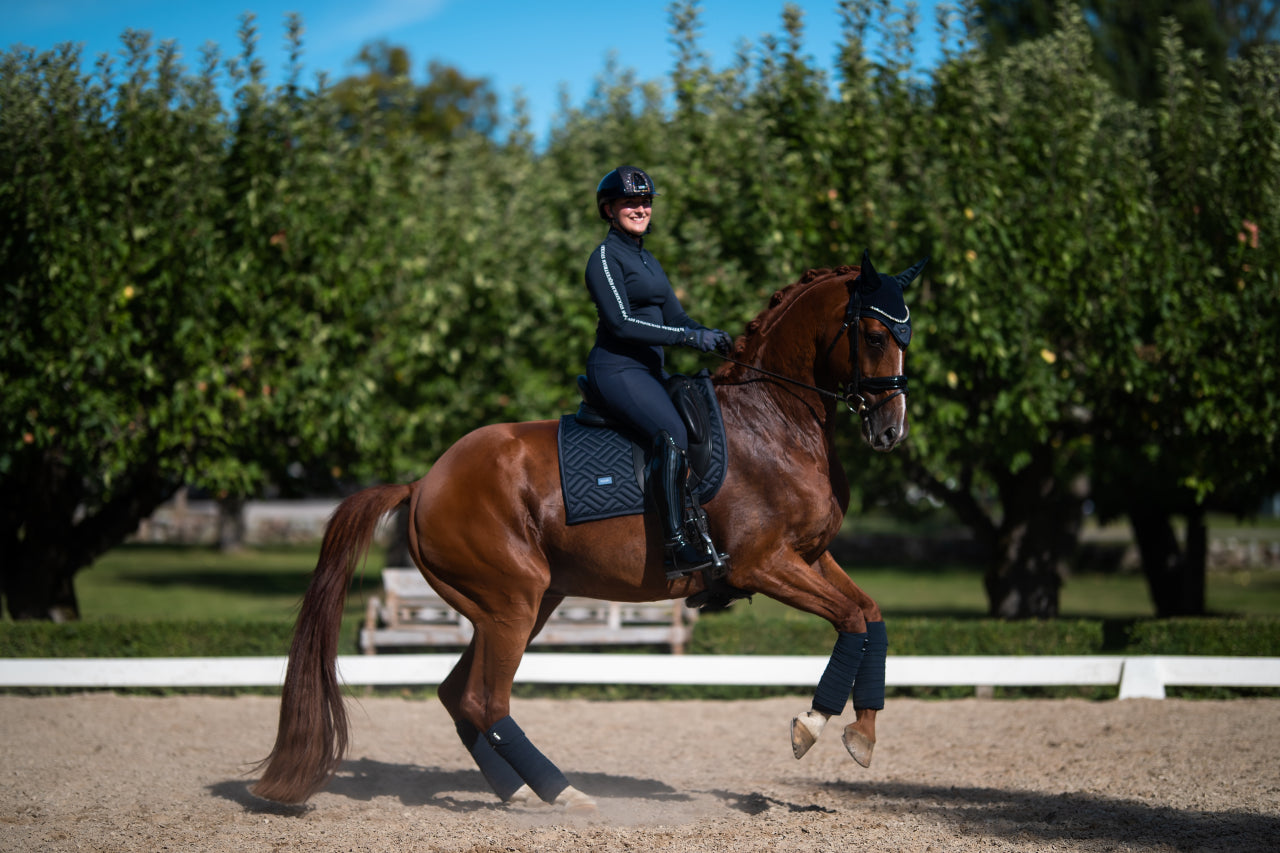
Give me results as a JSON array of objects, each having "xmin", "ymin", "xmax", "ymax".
[
  {"xmin": 716, "ymin": 284, "xmax": 909, "ymax": 419},
  {"xmin": 827, "ymin": 285, "xmax": 910, "ymax": 417}
]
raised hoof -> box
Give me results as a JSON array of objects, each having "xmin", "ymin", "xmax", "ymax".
[
  {"xmin": 842, "ymin": 724, "xmax": 875, "ymax": 768},
  {"xmin": 790, "ymin": 710, "xmax": 828, "ymax": 760},
  {"xmin": 554, "ymin": 786, "xmax": 598, "ymax": 814}
]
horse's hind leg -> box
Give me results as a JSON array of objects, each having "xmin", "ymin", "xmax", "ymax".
[
  {"xmin": 438, "ymin": 596, "xmax": 595, "ymax": 811},
  {"xmin": 439, "ymin": 596, "xmax": 560, "ymax": 805},
  {"xmin": 441, "ymin": 643, "xmax": 530, "ymax": 803}
]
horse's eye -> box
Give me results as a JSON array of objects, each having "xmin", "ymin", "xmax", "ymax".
[{"xmin": 865, "ymin": 332, "xmax": 886, "ymax": 349}]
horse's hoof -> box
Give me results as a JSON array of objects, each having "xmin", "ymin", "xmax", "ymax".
[
  {"xmin": 790, "ymin": 709, "xmax": 828, "ymax": 759},
  {"xmin": 506, "ymin": 784, "xmax": 537, "ymax": 806},
  {"xmin": 842, "ymin": 724, "xmax": 875, "ymax": 768},
  {"xmin": 554, "ymin": 786, "xmax": 598, "ymax": 814}
]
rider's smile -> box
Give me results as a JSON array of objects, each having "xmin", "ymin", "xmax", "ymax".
[{"xmin": 610, "ymin": 196, "xmax": 652, "ymax": 238}]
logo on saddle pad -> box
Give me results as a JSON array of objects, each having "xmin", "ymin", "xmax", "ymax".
[{"xmin": 557, "ymin": 372, "xmax": 727, "ymax": 525}]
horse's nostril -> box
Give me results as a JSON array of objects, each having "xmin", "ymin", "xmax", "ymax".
[{"xmin": 883, "ymin": 427, "xmax": 897, "ymax": 445}]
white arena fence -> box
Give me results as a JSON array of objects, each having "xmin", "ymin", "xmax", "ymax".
[{"xmin": 2, "ymin": 654, "xmax": 1279, "ymax": 700}]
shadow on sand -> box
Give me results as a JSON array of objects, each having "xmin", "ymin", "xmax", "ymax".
[
  {"xmin": 211, "ymin": 761, "xmax": 1278, "ymax": 848},
  {"xmin": 210, "ymin": 758, "xmax": 692, "ymax": 815},
  {"xmin": 819, "ymin": 779, "xmax": 1280, "ymax": 850}
]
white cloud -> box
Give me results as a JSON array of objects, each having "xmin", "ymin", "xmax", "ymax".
[{"xmin": 304, "ymin": 0, "xmax": 451, "ymax": 57}]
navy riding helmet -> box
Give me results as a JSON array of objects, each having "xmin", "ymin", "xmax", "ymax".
[{"xmin": 596, "ymin": 165, "xmax": 659, "ymax": 220}]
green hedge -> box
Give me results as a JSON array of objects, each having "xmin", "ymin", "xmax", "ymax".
[
  {"xmin": 689, "ymin": 614, "xmax": 1117, "ymax": 656},
  {"xmin": 694, "ymin": 613, "xmax": 1280, "ymax": 657},
  {"xmin": 0, "ymin": 620, "xmax": 296, "ymax": 658},
  {"xmin": 1121, "ymin": 617, "xmax": 1280, "ymax": 656},
  {"xmin": 4, "ymin": 614, "xmax": 1278, "ymax": 659}
]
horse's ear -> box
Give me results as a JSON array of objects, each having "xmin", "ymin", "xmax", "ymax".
[
  {"xmin": 895, "ymin": 256, "xmax": 929, "ymax": 288},
  {"xmin": 858, "ymin": 249, "xmax": 879, "ymax": 289}
]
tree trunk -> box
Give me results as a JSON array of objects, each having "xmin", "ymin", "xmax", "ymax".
[
  {"xmin": 903, "ymin": 450, "xmax": 1083, "ymax": 619},
  {"xmin": 984, "ymin": 512, "xmax": 1066, "ymax": 619},
  {"xmin": 2, "ymin": 455, "xmax": 84, "ymax": 620},
  {"xmin": 983, "ymin": 455, "xmax": 1087, "ymax": 620},
  {"xmin": 217, "ymin": 496, "xmax": 247, "ymax": 552},
  {"xmin": 1129, "ymin": 504, "xmax": 1207, "ymax": 616},
  {"xmin": 1, "ymin": 455, "xmax": 175, "ymax": 621},
  {"xmin": 3, "ymin": 557, "xmax": 80, "ymax": 621}
]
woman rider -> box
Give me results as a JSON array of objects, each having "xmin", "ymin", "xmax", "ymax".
[{"xmin": 583, "ymin": 165, "xmax": 731, "ymax": 578}]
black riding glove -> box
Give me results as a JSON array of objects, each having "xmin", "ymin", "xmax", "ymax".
[{"xmin": 684, "ymin": 328, "xmax": 732, "ymax": 354}]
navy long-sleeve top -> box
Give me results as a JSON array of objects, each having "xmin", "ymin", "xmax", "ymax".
[{"xmin": 584, "ymin": 228, "xmax": 705, "ymax": 372}]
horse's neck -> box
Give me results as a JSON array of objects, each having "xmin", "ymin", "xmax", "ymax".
[
  {"xmin": 717, "ymin": 377, "xmax": 838, "ymax": 463},
  {"xmin": 716, "ymin": 378, "xmax": 850, "ymax": 522}
]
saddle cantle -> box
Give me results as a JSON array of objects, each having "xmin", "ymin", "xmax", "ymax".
[{"xmin": 557, "ymin": 370, "xmax": 727, "ymax": 525}]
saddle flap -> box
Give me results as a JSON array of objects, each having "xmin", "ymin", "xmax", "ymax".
[{"xmin": 667, "ymin": 374, "xmax": 712, "ymax": 479}]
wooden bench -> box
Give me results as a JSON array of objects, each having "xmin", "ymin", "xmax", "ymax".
[{"xmin": 360, "ymin": 568, "xmax": 696, "ymax": 655}]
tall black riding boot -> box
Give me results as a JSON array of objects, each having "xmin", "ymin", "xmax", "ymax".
[{"xmin": 648, "ymin": 431, "xmax": 716, "ymax": 579}]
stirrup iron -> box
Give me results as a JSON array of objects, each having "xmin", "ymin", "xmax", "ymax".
[{"xmin": 664, "ymin": 502, "xmax": 730, "ymax": 581}]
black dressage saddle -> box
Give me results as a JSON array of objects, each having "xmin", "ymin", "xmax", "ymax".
[{"xmin": 556, "ymin": 370, "xmax": 727, "ymax": 525}]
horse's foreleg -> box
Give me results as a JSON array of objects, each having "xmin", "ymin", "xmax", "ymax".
[
  {"xmin": 818, "ymin": 551, "xmax": 884, "ymax": 766},
  {"xmin": 791, "ymin": 628, "xmax": 867, "ymax": 760},
  {"xmin": 770, "ymin": 550, "xmax": 885, "ymax": 765}
]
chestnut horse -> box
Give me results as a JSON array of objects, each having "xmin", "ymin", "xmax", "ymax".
[{"xmin": 252, "ymin": 251, "xmax": 925, "ymax": 810}]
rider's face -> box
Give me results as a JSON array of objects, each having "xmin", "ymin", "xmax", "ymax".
[{"xmin": 610, "ymin": 196, "xmax": 652, "ymax": 237}]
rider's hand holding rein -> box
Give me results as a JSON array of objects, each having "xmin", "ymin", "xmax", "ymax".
[{"xmin": 683, "ymin": 328, "xmax": 733, "ymax": 354}]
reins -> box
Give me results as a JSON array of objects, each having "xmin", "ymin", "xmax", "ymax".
[{"xmin": 712, "ymin": 351, "xmax": 848, "ymax": 405}]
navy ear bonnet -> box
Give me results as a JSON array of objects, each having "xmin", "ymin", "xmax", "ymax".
[{"xmin": 857, "ymin": 249, "xmax": 928, "ymax": 348}]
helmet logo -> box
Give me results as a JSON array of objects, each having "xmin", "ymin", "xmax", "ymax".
[{"xmin": 597, "ymin": 165, "xmax": 659, "ymax": 222}]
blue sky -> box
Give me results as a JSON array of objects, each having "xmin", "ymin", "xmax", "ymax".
[{"xmin": 6, "ymin": 1, "xmax": 945, "ymax": 141}]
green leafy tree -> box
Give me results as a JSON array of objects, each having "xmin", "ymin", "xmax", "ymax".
[
  {"xmin": 898, "ymin": 11, "xmax": 1279, "ymax": 617},
  {"xmin": 0, "ymin": 20, "xmax": 432, "ymax": 618},
  {"xmin": 329, "ymin": 41, "xmax": 498, "ymax": 141},
  {"xmin": 1088, "ymin": 28, "xmax": 1280, "ymax": 615},
  {"xmin": 975, "ymin": 0, "xmax": 1278, "ymax": 102},
  {"xmin": 897, "ymin": 13, "xmax": 1156, "ymax": 617},
  {"xmin": 4, "ymin": 1, "xmax": 1275, "ymax": 625}
]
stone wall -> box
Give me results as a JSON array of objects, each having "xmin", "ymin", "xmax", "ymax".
[{"xmin": 129, "ymin": 497, "xmax": 396, "ymax": 546}]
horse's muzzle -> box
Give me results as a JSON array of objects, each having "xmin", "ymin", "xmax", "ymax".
[{"xmin": 860, "ymin": 391, "xmax": 908, "ymax": 451}]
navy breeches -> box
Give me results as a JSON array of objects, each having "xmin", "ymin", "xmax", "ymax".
[{"xmin": 586, "ymin": 352, "xmax": 688, "ymax": 450}]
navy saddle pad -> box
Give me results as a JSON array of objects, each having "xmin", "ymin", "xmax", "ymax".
[{"xmin": 557, "ymin": 372, "xmax": 727, "ymax": 525}]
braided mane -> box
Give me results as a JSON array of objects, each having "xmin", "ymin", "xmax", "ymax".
[{"xmin": 722, "ymin": 265, "xmax": 860, "ymax": 372}]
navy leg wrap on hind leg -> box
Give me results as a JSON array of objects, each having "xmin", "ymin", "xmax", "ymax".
[
  {"xmin": 813, "ymin": 630, "xmax": 867, "ymax": 716},
  {"xmin": 852, "ymin": 620, "xmax": 888, "ymax": 711},
  {"xmin": 455, "ymin": 720, "xmax": 527, "ymax": 802},
  {"xmin": 485, "ymin": 716, "xmax": 570, "ymax": 803}
]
